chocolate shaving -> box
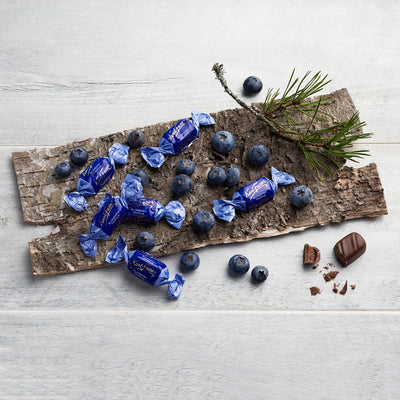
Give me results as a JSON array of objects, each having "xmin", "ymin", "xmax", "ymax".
[
  {"xmin": 332, "ymin": 282, "xmax": 340, "ymax": 293},
  {"xmin": 323, "ymin": 271, "xmax": 339, "ymax": 282},
  {"xmin": 351, "ymin": 284, "xmax": 356, "ymax": 290},
  {"xmin": 340, "ymin": 280, "xmax": 348, "ymax": 295}
]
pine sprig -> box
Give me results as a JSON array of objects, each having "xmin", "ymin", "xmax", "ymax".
[{"xmin": 212, "ymin": 63, "xmax": 373, "ymax": 181}]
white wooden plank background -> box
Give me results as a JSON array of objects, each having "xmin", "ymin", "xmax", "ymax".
[{"xmin": 1, "ymin": 0, "xmax": 399, "ymax": 398}]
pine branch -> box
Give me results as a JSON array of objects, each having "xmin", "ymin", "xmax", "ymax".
[{"xmin": 212, "ymin": 63, "xmax": 373, "ymax": 181}]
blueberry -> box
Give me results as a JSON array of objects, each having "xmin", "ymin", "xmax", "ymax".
[
  {"xmin": 135, "ymin": 231, "xmax": 155, "ymax": 251},
  {"xmin": 177, "ymin": 159, "xmax": 195, "ymax": 176},
  {"xmin": 172, "ymin": 174, "xmax": 193, "ymax": 196},
  {"xmin": 129, "ymin": 169, "xmax": 149, "ymax": 187},
  {"xmin": 212, "ymin": 131, "xmax": 235, "ymax": 154},
  {"xmin": 70, "ymin": 147, "xmax": 89, "ymax": 166},
  {"xmin": 248, "ymin": 144, "xmax": 270, "ymax": 167},
  {"xmin": 243, "ymin": 76, "xmax": 263, "ymax": 95},
  {"xmin": 207, "ymin": 167, "xmax": 226, "ymax": 186},
  {"xmin": 251, "ymin": 266, "xmax": 269, "ymax": 282},
  {"xmin": 55, "ymin": 161, "xmax": 71, "ymax": 178},
  {"xmin": 128, "ymin": 130, "xmax": 145, "ymax": 148},
  {"xmin": 228, "ymin": 254, "xmax": 250, "ymax": 275},
  {"xmin": 290, "ymin": 185, "xmax": 313, "ymax": 208},
  {"xmin": 224, "ymin": 167, "xmax": 241, "ymax": 187},
  {"xmin": 180, "ymin": 251, "xmax": 200, "ymax": 271},
  {"xmin": 192, "ymin": 210, "xmax": 215, "ymax": 232}
]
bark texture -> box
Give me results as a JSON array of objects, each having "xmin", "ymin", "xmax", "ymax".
[{"xmin": 11, "ymin": 89, "xmax": 388, "ymax": 276}]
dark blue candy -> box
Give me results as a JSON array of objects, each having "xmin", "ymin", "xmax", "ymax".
[
  {"xmin": 78, "ymin": 174, "xmax": 144, "ymax": 257},
  {"xmin": 105, "ymin": 235, "xmax": 185, "ymax": 299},
  {"xmin": 64, "ymin": 143, "xmax": 130, "ymax": 211},
  {"xmin": 125, "ymin": 198, "xmax": 185, "ymax": 229},
  {"xmin": 213, "ymin": 167, "xmax": 295, "ymax": 222},
  {"xmin": 141, "ymin": 110, "xmax": 215, "ymax": 168}
]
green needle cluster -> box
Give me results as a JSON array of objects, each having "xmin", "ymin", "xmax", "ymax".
[{"xmin": 212, "ymin": 63, "xmax": 373, "ymax": 181}]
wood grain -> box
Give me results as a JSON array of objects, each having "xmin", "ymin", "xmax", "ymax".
[
  {"xmin": 1, "ymin": 311, "xmax": 399, "ymax": 399},
  {"xmin": 2, "ymin": 1, "xmax": 400, "ymax": 398}
]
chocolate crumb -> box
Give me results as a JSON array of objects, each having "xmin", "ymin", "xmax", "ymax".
[
  {"xmin": 310, "ymin": 286, "xmax": 321, "ymax": 296},
  {"xmin": 340, "ymin": 280, "xmax": 348, "ymax": 295},
  {"xmin": 312, "ymin": 265, "xmax": 317, "ymax": 270},
  {"xmin": 333, "ymin": 282, "xmax": 340, "ymax": 293},
  {"xmin": 351, "ymin": 284, "xmax": 356, "ymax": 290},
  {"xmin": 323, "ymin": 271, "xmax": 339, "ymax": 282},
  {"xmin": 323, "ymin": 266, "xmax": 329, "ymax": 270}
]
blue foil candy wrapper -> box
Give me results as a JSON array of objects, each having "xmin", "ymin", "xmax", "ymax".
[
  {"xmin": 125, "ymin": 198, "xmax": 185, "ymax": 229},
  {"xmin": 141, "ymin": 110, "xmax": 215, "ymax": 168},
  {"xmin": 213, "ymin": 167, "xmax": 296, "ymax": 222},
  {"xmin": 64, "ymin": 143, "xmax": 130, "ymax": 211},
  {"xmin": 78, "ymin": 174, "xmax": 144, "ymax": 257},
  {"xmin": 106, "ymin": 235, "xmax": 185, "ymax": 300}
]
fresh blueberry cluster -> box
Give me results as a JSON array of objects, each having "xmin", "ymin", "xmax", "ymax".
[
  {"xmin": 228, "ymin": 254, "xmax": 269, "ymax": 283},
  {"xmin": 55, "ymin": 147, "xmax": 90, "ymax": 178},
  {"xmin": 207, "ymin": 166, "xmax": 241, "ymax": 187}
]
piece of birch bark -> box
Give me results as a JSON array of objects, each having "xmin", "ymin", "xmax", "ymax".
[{"xmin": 11, "ymin": 89, "xmax": 388, "ymax": 275}]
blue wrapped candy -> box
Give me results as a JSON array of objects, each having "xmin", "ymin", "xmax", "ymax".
[
  {"xmin": 64, "ymin": 143, "xmax": 130, "ymax": 211},
  {"xmin": 78, "ymin": 174, "xmax": 143, "ymax": 257},
  {"xmin": 213, "ymin": 167, "xmax": 295, "ymax": 222},
  {"xmin": 141, "ymin": 110, "xmax": 215, "ymax": 168},
  {"xmin": 125, "ymin": 198, "xmax": 185, "ymax": 229},
  {"xmin": 106, "ymin": 235, "xmax": 185, "ymax": 300}
]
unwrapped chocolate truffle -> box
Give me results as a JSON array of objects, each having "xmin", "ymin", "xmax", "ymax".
[{"xmin": 334, "ymin": 232, "xmax": 366, "ymax": 267}]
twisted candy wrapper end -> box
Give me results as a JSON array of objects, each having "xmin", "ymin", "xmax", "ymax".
[
  {"xmin": 105, "ymin": 234, "xmax": 129, "ymax": 264},
  {"xmin": 213, "ymin": 167, "xmax": 295, "ymax": 222},
  {"xmin": 78, "ymin": 223, "xmax": 110, "ymax": 258},
  {"xmin": 190, "ymin": 109, "xmax": 216, "ymax": 128},
  {"xmin": 140, "ymin": 147, "xmax": 166, "ymax": 168},
  {"xmin": 63, "ymin": 191, "xmax": 88, "ymax": 212},
  {"xmin": 164, "ymin": 200, "xmax": 186, "ymax": 229},
  {"xmin": 108, "ymin": 143, "xmax": 130, "ymax": 165}
]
